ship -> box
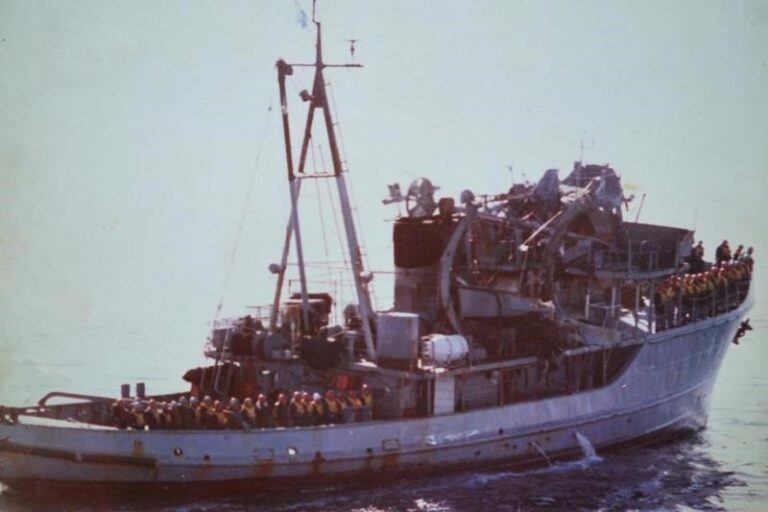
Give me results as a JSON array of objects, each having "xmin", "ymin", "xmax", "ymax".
[{"xmin": 0, "ymin": 9, "xmax": 755, "ymax": 493}]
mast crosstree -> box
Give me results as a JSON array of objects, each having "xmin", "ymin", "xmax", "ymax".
[{"xmin": 270, "ymin": 8, "xmax": 376, "ymax": 361}]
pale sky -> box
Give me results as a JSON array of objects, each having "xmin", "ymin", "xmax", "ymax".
[{"xmin": 1, "ymin": 1, "xmax": 767, "ymax": 397}]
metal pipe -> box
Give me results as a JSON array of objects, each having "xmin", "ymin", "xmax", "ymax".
[
  {"xmin": 276, "ymin": 59, "xmax": 311, "ymax": 331},
  {"xmin": 270, "ymin": 180, "xmax": 303, "ymax": 331}
]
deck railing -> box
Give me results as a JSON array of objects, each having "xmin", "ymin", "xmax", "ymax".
[
  {"xmin": 654, "ymin": 279, "xmax": 749, "ymax": 332},
  {"xmin": 593, "ymin": 243, "xmax": 661, "ymax": 274}
]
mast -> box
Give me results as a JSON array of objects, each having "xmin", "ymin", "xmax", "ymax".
[
  {"xmin": 275, "ymin": 59, "xmax": 311, "ymax": 331},
  {"xmin": 270, "ymin": 7, "xmax": 377, "ymax": 360}
]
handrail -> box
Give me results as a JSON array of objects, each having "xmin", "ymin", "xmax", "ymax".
[
  {"xmin": 37, "ymin": 391, "xmax": 115, "ymax": 407},
  {"xmin": 655, "ymin": 278, "xmax": 749, "ymax": 331},
  {"xmin": 593, "ymin": 245, "xmax": 660, "ymax": 273}
]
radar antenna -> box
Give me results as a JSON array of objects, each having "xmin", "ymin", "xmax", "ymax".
[{"xmin": 405, "ymin": 178, "xmax": 438, "ymax": 218}]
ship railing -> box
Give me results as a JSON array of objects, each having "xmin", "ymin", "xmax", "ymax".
[
  {"xmin": 592, "ymin": 244, "xmax": 661, "ymax": 274},
  {"xmin": 588, "ymin": 302, "xmax": 622, "ymax": 328},
  {"xmin": 0, "ymin": 390, "xmax": 190, "ymax": 427},
  {"xmin": 0, "ymin": 392, "xmax": 117, "ymax": 426},
  {"xmin": 213, "ymin": 305, "xmax": 273, "ymax": 330},
  {"xmin": 654, "ymin": 278, "xmax": 750, "ymax": 331}
]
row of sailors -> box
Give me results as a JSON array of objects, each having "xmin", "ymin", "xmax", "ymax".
[
  {"xmin": 113, "ymin": 386, "xmax": 374, "ymax": 431},
  {"xmin": 657, "ymin": 259, "xmax": 752, "ymax": 305},
  {"xmin": 654, "ymin": 259, "xmax": 752, "ymax": 329}
]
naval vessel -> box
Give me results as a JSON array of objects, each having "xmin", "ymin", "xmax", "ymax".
[{"xmin": 0, "ymin": 10, "xmax": 755, "ymax": 492}]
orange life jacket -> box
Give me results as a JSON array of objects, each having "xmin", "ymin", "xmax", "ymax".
[{"xmin": 241, "ymin": 405, "xmax": 257, "ymax": 422}]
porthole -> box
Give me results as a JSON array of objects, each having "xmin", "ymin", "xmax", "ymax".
[{"xmin": 173, "ymin": 448, "xmax": 183, "ymax": 457}]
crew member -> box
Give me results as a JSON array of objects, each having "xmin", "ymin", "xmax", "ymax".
[
  {"xmin": 715, "ymin": 240, "xmax": 731, "ymax": 267},
  {"xmin": 111, "ymin": 400, "xmax": 130, "ymax": 429},
  {"xmin": 237, "ymin": 397, "xmax": 255, "ymax": 428},
  {"xmin": 310, "ymin": 393, "xmax": 325, "ymax": 425},
  {"xmin": 272, "ymin": 393, "xmax": 290, "ymax": 428},
  {"xmin": 688, "ymin": 241, "xmax": 705, "ymax": 273},
  {"xmin": 360, "ymin": 384, "xmax": 374, "ymax": 422},
  {"xmin": 324, "ymin": 390, "xmax": 341, "ymax": 424},
  {"xmin": 344, "ymin": 390, "xmax": 362, "ymax": 423},
  {"xmin": 211, "ymin": 400, "xmax": 228, "ymax": 430},
  {"xmin": 225, "ymin": 397, "xmax": 244, "ymax": 429},
  {"xmin": 189, "ymin": 396, "xmax": 201, "ymax": 428},
  {"xmin": 733, "ymin": 244, "xmax": 744, "ymax": 261},
  {"xmin": 693, "ymin": 240, "xmax": 705, "ymax": 259},
  {"xmin": 177, "ymin": 397, "xmax": 195, "ymax": 429},
  {"xmin": 255, "ymin": 394, "xmax": 271, "ymax": 428},
  {"xmin": 742, "ymin": 247, "xmax": 754, "ymax": 270},
  {"xmin": 144, "ymin": 399, "xmax": 164, "ymax": 430},
  {"xmin": 201, "ymin": 396, "xmax": 219, "ymax": 430},
  {"xmin": 290, "ymin": 391, "xmax": 306, "ymax": 427},
  {"xmin": 162, "ymin": 402, "xmax": 175, "ymax": 429},
  {"xmin": 129, "ymin": 403, "xmax": 147, "ymax": 430},
  {"xmin": 301, "ymin": 392, "xmax": 313, "ymax": 419}
]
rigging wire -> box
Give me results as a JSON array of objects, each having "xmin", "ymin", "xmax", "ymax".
[
  {"xmin": 309, "ymin": 139, "xmax": 332, "ymax": 263},
  {"xmin": 309, "ymin": 137, "xmax": 336, "ymax": 318},
  {"xmin": 317, "ymin": 143, "xmax": 350, "ymax": 310},
  {"xmin": 211, "ymin": 99, "xmax": 275, "ymax": 325},
  {"xmin": 327, "ymin": 81, "xmax": 379, "ymax": 310}
]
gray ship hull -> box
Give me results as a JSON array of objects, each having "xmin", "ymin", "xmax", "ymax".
[{"xmin": 0, "ymin": 293, "xmax": 751, "ymax": 488}]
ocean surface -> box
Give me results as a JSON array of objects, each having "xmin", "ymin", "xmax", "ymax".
[{"xmin": 0, "ymin": 292, "xmax": 765, "ymax": 512}]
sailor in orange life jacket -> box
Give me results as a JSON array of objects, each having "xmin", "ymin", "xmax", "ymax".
[
  {"xmin": 144, "ymin": 399, "xmax": 164, "ymax": 430},
  {"xmin": 225, "ymin": 397, "xmax": 243, "ymax": 429},
  {"xmin": 324, "ymin": 390, "xmax": 342, "ymax": 424},
  {"xmin": 360, "ymin": 384, "xmax": 374, "ymax": 421},
  {"xmin": 301, "ymin": 391, "xmax": 313, "ymax": 421},
  {"xmin": 212, "ymin": 400, "xmax": 229, "ymax": 430},
  {"xmin": 361, "ymin": 384, "xmax": 373, "ymax": 407},
  {"xmin": 129, "ymin": 402, "xmax": 147, "ymax": 430},
  {"xmin": 290, "ymin": 391, "xmax": 306, "ymax": 427},
  {"xmin": 189, "ymin": 396, "xmax": 201, "ymax": 429},
  {"xmin": 272, "ymin": 393, "xmax": 290, "ymax": 428},
  {"xmin": 345, "ymin": 389, "xmax": 363, "ymax": 422},
  {"xmin": 240, "ymin": 397, "xmax": 257, "ymax": 428},
  {"xmin": 311, "ymin": 393, "xmax": 325, "ymax": 426},
  {"xmin": 111, "ymin": 399, "xmax": 130, "ymax": 429},
  {"xmin": 162, "ymin": 402, "xmax": 175, "ymax": 429},
  {"xmin": 176, "ymin": 396, "xmax": 195, "ymax": 429},
  {"xmin": 201, "ymin": 395, "xmax": 219, "ymax": 430}
]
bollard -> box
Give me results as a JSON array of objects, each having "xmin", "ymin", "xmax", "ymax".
[
  {"xmin": 136, "ymin": 382, "xmax": 146, "ymax": 399},
  {"xmin": 120, "ymin": 384, "xmax": 130, "ymax": 399}
]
